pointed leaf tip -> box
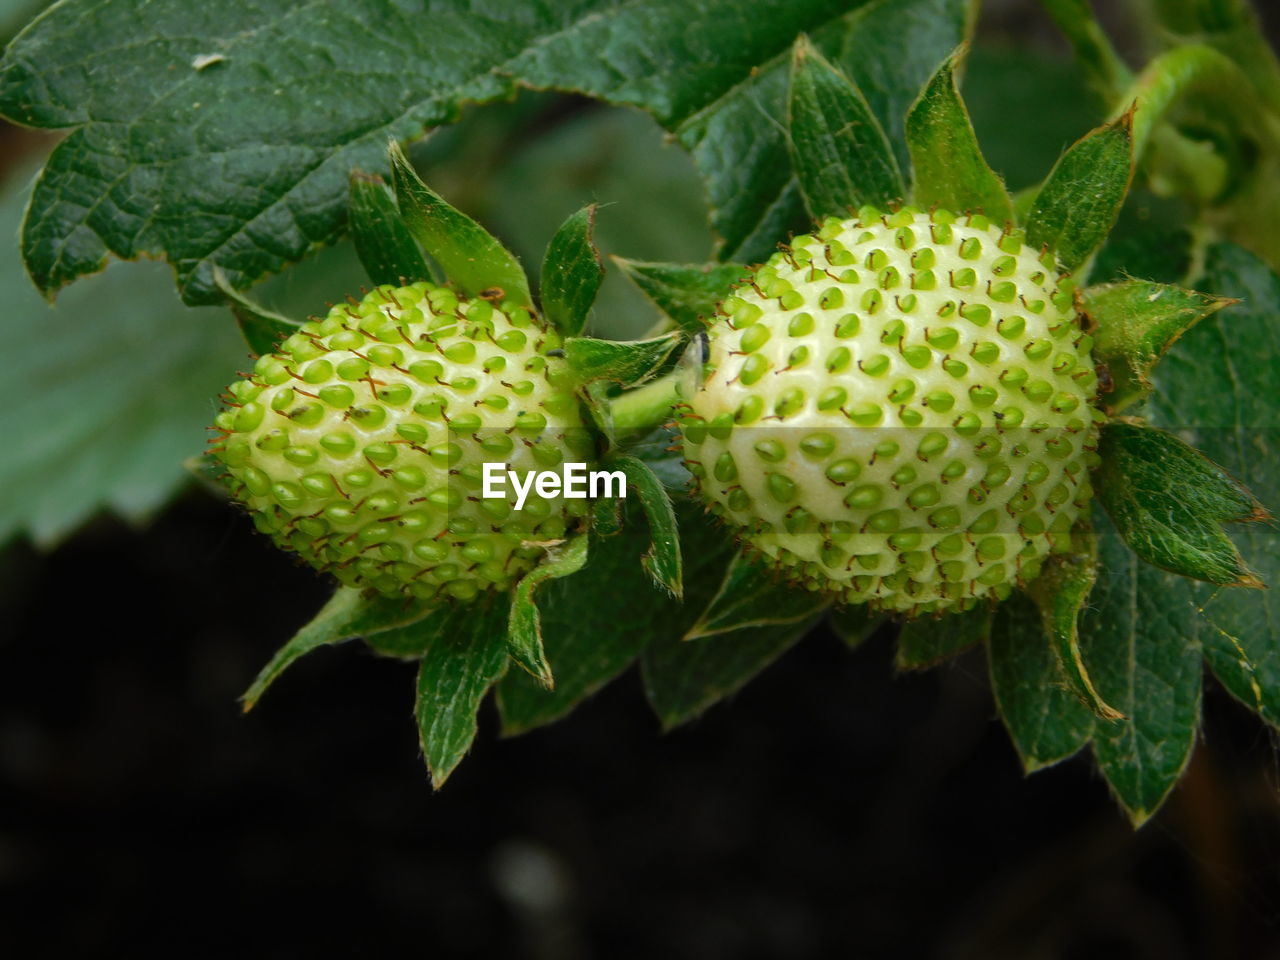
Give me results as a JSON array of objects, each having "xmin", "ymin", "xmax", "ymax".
[
  {"xmin": 348, "ymin": 168, "xmax": 434, "ymax": 287},
  {"xmin": 541, "ymin": 204, "xmax": 604, "ymax": 337}
]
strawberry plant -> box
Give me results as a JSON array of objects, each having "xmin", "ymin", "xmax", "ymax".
[{"xmin": 2, "ymin": 0, "xmax": 1279, "ymax": 830}]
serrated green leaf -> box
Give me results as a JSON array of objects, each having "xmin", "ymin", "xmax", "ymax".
[
  {"xmin": 3, "ymin": 0, "xmax": 912, "ymax": 304},
  {"xmin": 1080, "ymin": 512, "xmax": 1203, "ymax": 826},
  {"xmin": 390, "ymin": 141, "xmax": 531, "ymax": 307},
  {"xmin": 564, "ymin": 332, "xmax": 683, "ymax": 388},
  {"xmin": 1096, "ymin": 421, "xmax": 1266, "ymax": 587},
  {"xmin": 348, "ymin": 171, "xmax": 433, "ymax": 288},
  {"xmin": 611, "ymin": 257, "xmax": 747, "ymax": 333},
  {"xmin": 212, "ymin": 266, "xmax": 300, "ymax": 356},
  {"xmin": 415, "ymin": 594, "xmax": 511, "ymax": 787},
  {"xmin": 787, "ymin": 35, "xmax": 906, "ymax": 221},
  {"xmin": 895, "ymin": 605, "xmax": 991, "ymax": 670},
  {"xmin": 1085, "ymin": 279, "xmax": 1234, "ymax": 411},
  {"xmin": 1148, "ymin": 243, "xmax": 1280, "ymax": 729},
  {"xmin": 540, "ymin": 205, "xmax": 603, "ymax": 337},
  {"xmin": 507, "ymin": 534, "xmax": 591, "ymax": 688},
  {"xmin": 607, "ymin": 455, "xmax": 682, "ymax": 598},
  {"xmin": 242, "ymin": 587, "xmax": 433, "ymax": 711},
  {"xmin": 988, "ymin": 591, "xmax": 1094, "ymax": 772},
  {"xmin": 1025, "ymin": 111, "xmax": 1135, "ymax": 271},
  {"xmin": 904, "ymin": 46, "xmax": 1013, "ymax": 222},
  {"xmin": 828, "ymin": 604, "xmax": 885, "ymax": 649},
  {"xmin": 1025, "ymin": 531, "xmax": 1122, "ymax": 721},
  {"xmin": 685, "ymin": 552, "xmax": 830, "ymax": 641}
]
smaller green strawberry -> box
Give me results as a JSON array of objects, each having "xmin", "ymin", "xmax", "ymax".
[
  {"xmin": 211, "ymin": 281, "xmax": 594, "ymax": 602},
  {"xmin": 680, "ymin": 207, "xmax": 1103, "ymax": 616}
]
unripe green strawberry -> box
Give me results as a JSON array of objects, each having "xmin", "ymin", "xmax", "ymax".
[
  {"xmin": 211, "ymin": 282, "xmax": 593, "ymax": 603},
  {"xmin": 681, "ymin": 207, "xmax": 1102, "ymax": 616}
]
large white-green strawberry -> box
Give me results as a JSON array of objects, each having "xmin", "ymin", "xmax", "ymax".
[
  {"xmin": 212, "ymin": 281, "xmax": 594, "ymax": 604},
  {"xmin": 680, "ymin": 206, "xmax": 1103, "ymax": 616}
]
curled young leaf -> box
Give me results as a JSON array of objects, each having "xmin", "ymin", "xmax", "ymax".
[
  {"xmin": 606, "ymin": 455, "xmax": 683, "ymax": 598},
  {"xmin": 507, "ymin": 534, "xmax": 591, "ymax": 688}
]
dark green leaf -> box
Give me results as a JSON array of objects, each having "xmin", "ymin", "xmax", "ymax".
[
  {"xmin": 1097, "ymin": 421, "xmax": 1266, "ymax": 587},
  {"xmin": 390, "ymin": 141, "xmax": 531, "ymax": 307},
  {"xmin": 3, "ymin": 0, "xmax": 901, "ymax": 303},
  {"xmin": 1025, "ymin": 531, "xmax": 1122, "ymax": 721},
  {"xmin": 674, "ymin": 0, "xmax": 969, "ymax": 262},
  {"xmin": 415, "ymin": 595, "xmax": 511, "ymax": 786},
  {"xmin": 1080, "ymin": 511, "xmax": 1204, "ymax": 826},
  {"xmin": 564, "ymin": 332, "xmax": 684, "ymax": 388},
  {"xmin": 611, "ymin": 257, "xmax": 747, "ymax": 333},
  {"xmin": 540, "ymin": 205, "xmax": 603, "ymax": 337},
  {"xmin": 905, "ymin": 47, "xmax": 1013, "ymax": 222},
  {"xmin": 828, "ymin": 604, "xmax": 885, "ymax": 650},
  {"xmin": 348, "ymin": 170, "xmax": 433, "ymax": 288},
  {"xmin": 642, "ymin": 614, "xmax": 817, "ymax": 731},
  {"xmin": 1148, "ymin": 243, "xmax": 1280, "ymax": 728},
  {"xmin": 1085, "ymin": 279, "xmax": 1234, "ymax": 411},
  {"xmin": 242, "ymin": 587, "xmax": 433, "ymax": 710},
  {"xmin": 507, "ymin": 535, "xmax": 591, "ymax": 688},
  {"xmin": 895, "ymin": 605, "xmax": 991, "ymax": 670},
  {"xmin": 988, "ymin": 591, "xmax": 1094, "ymax": 772},
  {"xmin": 1025, "ymin": 111, "xmax": 1135, "ymax": 271},
  {"xmin": 497, "ymin": 506, "xmax": 733, "ymax": 735},
  {"xmin": 608, "ymin": 455, "xmax": 683, "ymax": 598},
  {"xmin": 787, "ymin": 35, "xmax": 906, "ymax": 221},
  {"xmin": 212, "ymin": 267, "xmax": 300, "ymax": 356},
  {"xmin": 685, "ymin": 552, "xmax": 830, "ymax": 641}
]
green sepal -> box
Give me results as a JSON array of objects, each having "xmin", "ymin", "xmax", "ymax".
[
  {"xmin": 611, "ymin": 257, "xmax": 747, "ymax": 334},
  {"xmin": 786, "ymin": 34, "xmax": 906, "ymax": 221},
  {"xmin": 241, "ymin": 587, "xmax": 434, "ymax": 711},
  {"xmin": 348, "ymin": 170, "xmax": 435, "ymax": 287},
  {"xmin": 507, "ymin": 534, "xmax": 591, "ymax": 688},
  {"xmin": 415, "ymin": 594, "xmax": 511, "ymax": 787},
  {"xmin": 1024, "ymin": 525, "xmax": 1123, "ymax": 721},
  {"xmin": 591, "ymin": 490, "xmax": 623, "ymax": 536},
  {"xmin": 212, "ymin": 266, "xmax": 300, "ymax": 356},
  {"xmin": 388, "ymin": 140, "xmax": 531, "ymax": 307},
  {"xmin": 904, "ymin": 45, "xmax": 1013, "ymax": 223},
  {"xmin": 1081, "ymin": 509, "xmax": 1204, "ymax": 827},
  {"xmin": 564, "ymin": 332, "xmax": 684, "ymax": 388},
  {"xmin": 1096, "ymin": 420, "xmax": 1267, "ymax": 588},
  {"xmin": 895, "ymin": 605, "xmax": 992, "ymax": 670},
  {"xmin": 1085, "ymin": 280, "xmax": 1236, "ymax": 412},
  {"xmin": 1025, "ymin": 108, "xmax": 1135, "ymax": 272},
  {"xmin": 540, "ymin": 204, "xmax": 603, "ymax": 337},
  {"xmin": 828, "ymin": 604, "xmax": 885, "ymax": 650},
  {"xmin": 988, "ymin": 591, "xmax": 1094, "ymax": 772},
  {"xmin": 684, "ymin": 552, "xmax": 831, "ymax": 641},
  {"xmin": 606, "ymin": 454, "xmax": 682, "ymax": 598}
]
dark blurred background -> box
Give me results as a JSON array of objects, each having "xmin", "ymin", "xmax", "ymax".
[{"xmin": 3, "ymin": 2, "xmax": 1280, "ymax": 957}]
